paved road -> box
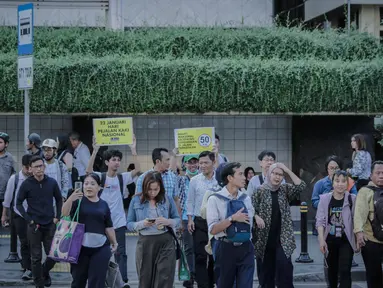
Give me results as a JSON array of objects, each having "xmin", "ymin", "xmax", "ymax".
[{"xmin": 0, "ymin": 231, "xmax": 367, "ymax": 286}]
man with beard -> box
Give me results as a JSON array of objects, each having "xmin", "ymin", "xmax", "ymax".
[
  {"xmin": 27, "ymin": 133, "xmax": 43, "ymax": 157},
  {"xmin": 42, "ymin": 139, "xmax": 70, "ymax": 200}
]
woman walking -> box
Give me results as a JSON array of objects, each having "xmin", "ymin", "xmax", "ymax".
[
  {"xmin": 316, "ymin": 170, "xmax": 357, "ymax": 288},
  {"xmin": 62, "ymin": 173, "xmax": 118, "ymax": 288},
  {"xmin": 252, "ymin": 163, "xmax": 306, "ymax": 288},
  {"xmin": 347, "ymin": 134, "xmax": 372, "ymax": 190},
  {"xmin": 127, "ymin": 171, "xmax": 180, "ymax": 288}
]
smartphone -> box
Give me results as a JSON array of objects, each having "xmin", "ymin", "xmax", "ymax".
[
  {"xmin": 147, "ymin": 218, "xmax": 156, "ymax": 223},
  {"xmin": 74, "ymin": 181, "xmax": 83, "ymax": 191}
]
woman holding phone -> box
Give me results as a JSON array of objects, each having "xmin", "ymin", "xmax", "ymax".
[
  {"xmin": 62, "ymin": 173, "xmax": 118, "ymax": 288},
  {"xmin": 316, "ymin": 170, "xmax": 357, "ymax": 288},
  {"xmin": 127, "ymin": 171, "xmax": 180, "ymax": 288}
]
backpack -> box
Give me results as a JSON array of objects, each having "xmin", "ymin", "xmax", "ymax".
[
  {"xmin": 367, "ymin": 186, "xmax": 383, "ymax": 241},
  {"xmin": 100, "ymin": 172, "xmax": 124, "ymax": 200},
  {"xmin": 258, "ymin": 174, "xmax": 264, "ymax": 185},
  {"xmin": 210, "ymin": 193, "xmax": 251, "ymax": 243}
]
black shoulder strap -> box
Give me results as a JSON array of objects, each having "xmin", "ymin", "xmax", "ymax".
[
  {"xmin": 259, "ymin": 174, "xmax": 264, "ymax": 185},
  {"xmin": 117, "ymin": 173, "xmax": 124, "ymax": 196},
  {"xmin": 348, "ymin": 194, "xmax": 352, "ymax": 210},
  {"xmin": 10, "ymin": 174, "xmax": 19, "ymax": 208},
  {"xmin": 101, "ymin": 172, "xmax": 107, "ymax": 188}
]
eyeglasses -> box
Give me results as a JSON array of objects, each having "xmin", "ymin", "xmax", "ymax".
[
  {"xmin": 328, "ymin": 167, "xmax": 340, "ymax": 171},
  {"xmin": 31, "ymin": 164, "xmax": 44, "ymax": 170},
  {"xmin": 262, "ymin": 158, "xmax": 275, "ymax": 163}
]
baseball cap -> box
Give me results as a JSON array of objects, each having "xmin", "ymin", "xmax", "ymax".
[
  {"xmin": 183, "ymin": 154, "xmax": 199, "ymax": 163},
  {"xmin": 28, "ymin": 133, "xmax": 42, "ymax": 147}
]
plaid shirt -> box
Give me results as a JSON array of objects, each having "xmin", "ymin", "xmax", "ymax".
[
  {"xmin": 136, "ymin": 169, "xmax": 179, "ymax": 199},
  {"xmin": 178, "ymin": 175, "xmax": 191, "ymax": 221}
]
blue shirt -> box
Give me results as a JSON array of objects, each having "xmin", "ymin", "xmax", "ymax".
[
  {"xmin": 311, "ymin": 176, "xmax": 357, "ymax": 209},
  {"xmin": 136, "ymin": 169, "xmax": 179, "ymax": 199}
]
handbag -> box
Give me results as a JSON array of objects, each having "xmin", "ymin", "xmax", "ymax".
[
  {"xmin": 178, "ymin": 239, "xmax": 190, "ymax": 281},
  {"xmin": 105, "ymin": 255, "xmax": 125, "ymax": 288},
  {"xmin": 168, "ymin": 227, "xmax": 182, "ymax": 260},
  {"xmin": 48, "ymin": 200, "xmax": 85, "ymax": 264}
]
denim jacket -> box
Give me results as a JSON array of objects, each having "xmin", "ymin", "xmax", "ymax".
[{"xmin": 127, "ymin": 194, "xmax": 180, "ymax": 234}]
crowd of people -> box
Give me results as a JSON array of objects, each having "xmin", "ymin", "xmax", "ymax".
[{"xmin": 0, "ymin": 130, "xmax": 382, "ymax": 288}]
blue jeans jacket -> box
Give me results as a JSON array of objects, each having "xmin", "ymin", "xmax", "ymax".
[{"xmin": 127, "ymin": 195, "xmax": 180, "ymax": 233}]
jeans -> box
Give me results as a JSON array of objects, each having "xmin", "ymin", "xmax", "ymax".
[
  {"xmin": 115, "ymin": 226, "xmax": 128, "ymax": 282},
  {"xmin": 13, "ymin": 214, "xmax": 31, "ymax": 270},
  {"xmin": 28, "ymin": 222, "xmax": 56, "ymax": 287},
  {"xmin": 70, "ymin": 244, "xmax": 111, "ymax": 288},
  {"xmin": 326, "ymin": 236, "xmax": 353, "ymax": 288},
  {"xmin": 182, "ymin": 220, "xmax": 195, "ymax": 274},
  {"xmin": 361, "ymin": 240, "xmax": 383, "ymax": 288}
]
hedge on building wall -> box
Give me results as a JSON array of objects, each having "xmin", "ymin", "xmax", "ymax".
[
  {"xmin": 0, "ymin": 26, "xmax": 382, "ymax": 61},
  {"xmin": 1, "ymin": 54, "xmax": 382, "ymax": 114}
]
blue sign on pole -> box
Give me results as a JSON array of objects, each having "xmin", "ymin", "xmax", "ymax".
[{"xmin": 17, "ymin": 3, "xmax": 34, "ymax": 56}]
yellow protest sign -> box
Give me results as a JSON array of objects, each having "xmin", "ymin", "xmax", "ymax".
[
  {"xmin": 93, "ymin": 117, "xmax": 133, "ymax": 146},
  {"xmin": 174, "ymin": 127, "xmax": 215, "ymax": 155}
]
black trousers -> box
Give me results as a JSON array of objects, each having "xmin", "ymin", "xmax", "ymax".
[
  {"xmin": 115, "ymin": 226, "xmax": 128, "ymax": 282},
  {"xmin": 71, "ymin": 244, "xmax": 111, "ymax": 288},
  {"xmin": 13, "ymin": 214, "xmax": 31, "ymax": 271},
  {"xmin": 28, "ymin": 222, "xmax": 56, "ymax": 287},
  {"xmin": 257, "ymin": 242, "xmax": 293, "ymax": 288},
  {"xmin": 193, "ymin": 217, "xmax": 214, "ymax": 288},
  {"xmin": 325, "ymin": 236, "xmax": 353, "ymax": 288},
  {"xmin": 361, "ymin": 241, "xmax": 383, "ymax": 288}
]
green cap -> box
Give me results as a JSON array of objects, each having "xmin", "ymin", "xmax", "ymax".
[{"xmin": 183, "ymin": 154, "xmax": 199, "ymax": 163}]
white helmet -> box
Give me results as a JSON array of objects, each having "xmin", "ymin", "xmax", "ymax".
[{"xmin": 42, "ymin": 139, "xmax": 58, "ymax": 149}]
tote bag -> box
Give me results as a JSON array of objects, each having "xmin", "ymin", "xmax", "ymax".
[
  {"xmin": 48, "ymin": 200, "xmax": 85, "ymax": 264},
  {"xmin": 105, "ymin": 255, "xmax": 125, "ymax": 288}
]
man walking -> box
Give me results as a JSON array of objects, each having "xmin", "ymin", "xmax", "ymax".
[
  {"xmin": 69, "ymin": 132, "xmax": 90, "ymax": 181},
  {"xmin": 2, "ymin": 154, "xmax": 33, "ymax": 280},
  {"xmin": 354, "ymin": 161, "xmax": 383, "ymax": 288},
  {"xmin": 0, "ymin": 132, "xmax": 15, "ymax": 216},
  {"xmin": 16, "ymin": 156, "xmax": 62, "ymax": 288},
  {"xmin": 187, "ymin": 151, "xmax": 218, "ymax": 288},
  {"xmin": 27, "ymin": 133, "xmax": 43, "ymax": 157},
  {"xmin": 207, "ymin": 162, "xmax": 255, "ymax": 288}
]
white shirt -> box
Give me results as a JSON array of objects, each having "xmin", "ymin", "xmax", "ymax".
[
  {"xmin": 73, "ymin": 142, "xmax": 90, "ymax": 177},
  {"xmin": 207, "ymin": 187, "xmax": 254, "ymax": 240},
  {"xmin": 187, "ymin": 172, "xmax": 218, "ymax": 218},
  {"xmin": 95, "ymin": 172, "xmax": 133, "ymax": 229},
  {"xmin": 45, "ymin": 161, "xmax": 59, "ymax": 185},
  {"xmin": 3, "ymin": 172, "xmax": 28, "ymax": 217}
]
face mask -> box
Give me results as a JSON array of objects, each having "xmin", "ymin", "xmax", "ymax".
[{"xmin": 186, "ymin": 169, "xmax": 199, "ymax": 176}]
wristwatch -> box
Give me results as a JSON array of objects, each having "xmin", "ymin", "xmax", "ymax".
[{"xmin": 228, "ymin": 216, "xmax": 233, "ymax": 223}]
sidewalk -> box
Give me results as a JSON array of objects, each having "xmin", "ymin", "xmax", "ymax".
[{"xmin": 0, "ymin": 233, "xmax": 367, "ymax": 286}]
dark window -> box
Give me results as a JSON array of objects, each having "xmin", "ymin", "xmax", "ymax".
[
  {"xmin": 380, "ymin": 31, "xmax": 383, "ymax": 44},
  {"xmin": 380, "ymin": 7, "xmax": 383, "ymax": 25}
]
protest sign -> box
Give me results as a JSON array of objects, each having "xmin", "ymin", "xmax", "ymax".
[
  {"xmin": 93, "ymin": 117, "xmax": 133, "ymax": 146},
  {"xmin": 174, "ymin": 127, "xmax": 215, "ymax": 155}
]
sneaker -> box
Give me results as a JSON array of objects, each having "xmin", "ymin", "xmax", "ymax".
[
  {"xmin": 21, "ymin": 270, "xmax": 33, "ymax": 281},
  {"xmin": 183, "ymin": 279, "xmax": 194, "ymax": 288},
  {"xmin": 123, "ymin": 282, "xmax": 130, "ymax": 288},
  {"xmin": 44, "ymin": 274, "xmax": 52, "ymax": 287}
]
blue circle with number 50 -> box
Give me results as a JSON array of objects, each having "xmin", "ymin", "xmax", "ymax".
[{"xmin": 198, "ymin": 134, "xmax": 211, "ymax": 147}]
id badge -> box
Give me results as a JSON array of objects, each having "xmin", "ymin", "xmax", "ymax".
[{"xmin": 335, "ymin": 225, "xmax": 342, "ymax": 238}]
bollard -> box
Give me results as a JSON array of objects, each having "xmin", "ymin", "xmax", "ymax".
[
  {"xmin": 295, "ymin": 202, "xmax": 313, "ymax": 263},
  {"xmin": 4, "ymin": 216, "xmax": 21, "ymax": 263}
]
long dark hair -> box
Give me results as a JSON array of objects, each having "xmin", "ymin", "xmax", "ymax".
[
  {"xmin": 57, "ymin": 134, "xmax": 71, "ymax": 155},
  {"xmin": 140, "ymin": 171, "xmax": 166, "ymax": 204}
]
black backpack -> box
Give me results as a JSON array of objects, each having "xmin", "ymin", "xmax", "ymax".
[{"xmin": 368, "ymin": 186, "xmax": 383, "ymax": 241}]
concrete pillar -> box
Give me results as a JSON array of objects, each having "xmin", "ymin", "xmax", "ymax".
[
  {"xmin": 359, "ymin": 5, "xmax": 380, "ymax": 38},
  {"xmin": 107, "ymin": 0, "xmax": 124, "ymax": 30}
]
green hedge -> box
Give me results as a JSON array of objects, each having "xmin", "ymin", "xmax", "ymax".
[
  {"xmin": 1, "ymin": 54, "xmax": 382, "ymax": 114},
  {"xmin": 0, "ymin": 27, "xmax": 381, "ymax": 61}
]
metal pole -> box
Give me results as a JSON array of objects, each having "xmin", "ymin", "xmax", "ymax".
[
  {"xmin": 347, "ymin": 0, "xmax": 351, "ymax": 36},
  {"xmin": 24, "ymin": 89, "xmax": 29, "ymax": 152},
  {"xmin": 295, "ymin": 202, "xmax": 313, "ymax": 263}
]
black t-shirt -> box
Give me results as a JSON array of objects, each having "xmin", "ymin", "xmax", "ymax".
[
  {"xmin": 70, "ymin": 197, "xmax": 113, "ymax": 235},
  {"xmin": 327, "ymin": 196, "xmax": 345, "ymax": 240},
  {"xmin": 267, "ymin": 191, "xmax": 281, "ymax": 248}
]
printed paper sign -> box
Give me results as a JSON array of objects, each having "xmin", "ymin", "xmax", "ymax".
[
  {"xmin": 93, "ymin": 117, "xmax": 133, "ymax": 146},
  {"xmin": 174, "ymin": 127, "xmax": 215, "ymax": 155}
]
